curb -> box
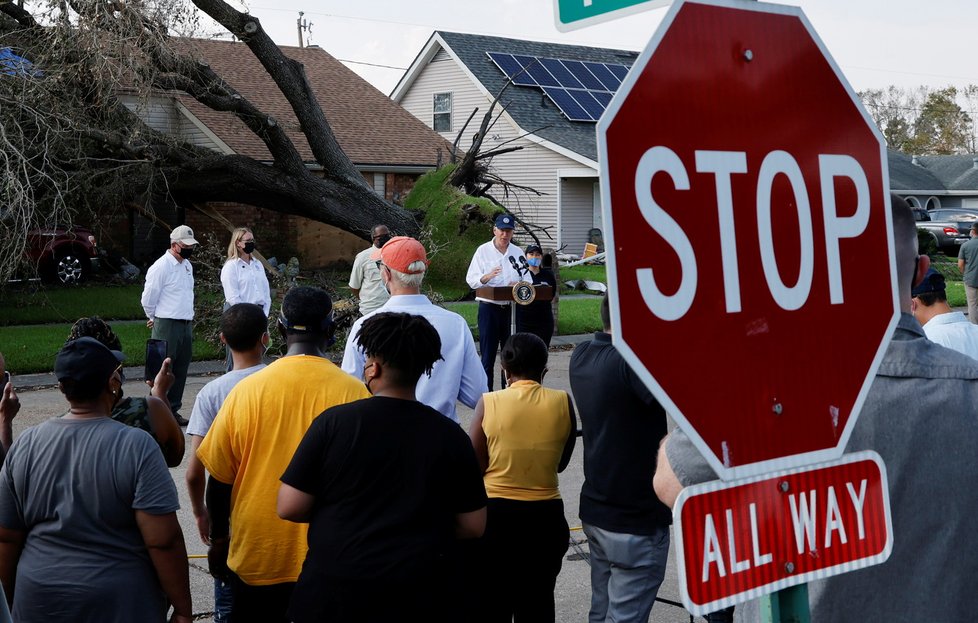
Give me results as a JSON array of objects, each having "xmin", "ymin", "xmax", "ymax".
[{"xmin": 11, "ymin": 335, "xmax": 595, "ymax": 391}]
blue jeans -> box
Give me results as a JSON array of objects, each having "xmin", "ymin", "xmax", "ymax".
[
  {"xmin": 583, "ymin": 523, "xmax": 670, "ymax": 623},
  {"xmin": 214, "ymin": 577, "xmax": 233, "ymax": 623}
]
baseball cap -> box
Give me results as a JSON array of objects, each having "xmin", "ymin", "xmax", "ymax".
[
  {"xmin": 55, "ymin": 337, "xmax": 125, "ymax": 387},
  {"xmin": 494, "ymin": 214, "xmax": 515, "ymax": 230},
  {"xmin": 370, "ymin": 236, "xmax": 429, "ymax": 274},
  {"xmin": 170, "ymin": 225, "xmax": 199, "ymax": 246},
  {"xmin": 525, "ymin": 244, "xmax": 543, "ymax": 254},
  {"xmin": 912, "ymin": 268, "xmax": 946, "ymax": 297}
]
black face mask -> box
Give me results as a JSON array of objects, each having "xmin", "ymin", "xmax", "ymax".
[
  {"xmin": 375, "ymin": 235, "xmax": 391, "ymax": 248},
  {"xmin": 179, "ymin": 246, "xmax": 194, "ymax": 259},
  {"xmin": 242, "ymin": 241, "xmax": 256, "ymax": 254}
]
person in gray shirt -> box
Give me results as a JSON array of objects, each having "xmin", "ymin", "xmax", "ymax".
[
  {"xmin": 958, "ymin": 222, "xmax": 978, "ymax": 324},
  {"xmin": 655, "ymin": 195, "xmax": 978, "ymax": 621},
  {"xmin": 0, "ymin": 337, "xmax": 191, "ymax": 622},
  {"xmin": 186, "ymin": 303, "xmax": 268, "ymax": 623}
]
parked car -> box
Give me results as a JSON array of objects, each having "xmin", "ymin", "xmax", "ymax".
[
  {"xmin": 24, "ymin": 225, "xmax": 100, "ymax": 284},
  {"xmin": 914, "ymin": 208, "xmax": 970, "ymax": 255},
  {"xmin": 928, "ymin": 208, "xmax": 978, "ymax": 237}
]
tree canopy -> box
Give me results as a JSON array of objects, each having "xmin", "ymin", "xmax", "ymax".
[
  {"xmin": 859, "ymin": 85, "xmax": 975, "ymax": 155},
  {"xmin": 0, "ymin": 0, "xmax": 431, "ymax": 282}
]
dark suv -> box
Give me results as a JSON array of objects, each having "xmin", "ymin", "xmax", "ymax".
[{"xmin": 24, "ymin": 225, "xmax": 100, "ymax": 284}]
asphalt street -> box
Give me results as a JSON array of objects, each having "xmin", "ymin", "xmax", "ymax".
[{"xmin": 8, "ymin": 349, "xmax": 700, "ymax": 623}]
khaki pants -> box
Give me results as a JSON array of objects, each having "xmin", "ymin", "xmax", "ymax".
[{"xmin": 967, "ymin": 285, "xmax": 978, "ymax": 325}]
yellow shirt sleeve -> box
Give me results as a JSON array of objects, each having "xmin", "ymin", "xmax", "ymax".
[{"xmin": 197, "ymin": 391, "xmax": 243, "ymax": 485}]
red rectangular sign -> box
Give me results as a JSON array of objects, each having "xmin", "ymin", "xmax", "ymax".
[{"xmin": 674, "ymin": 452, "xmax": 892, "ymax": 615}]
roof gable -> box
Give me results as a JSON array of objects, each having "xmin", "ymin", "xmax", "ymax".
[
  {"xmin": 400, "ymin": 31, "xmax": 638, "ymax": 163},
  {"xmin": 171, "ymin": 38, "xmax": 448, "ymax": 167}
]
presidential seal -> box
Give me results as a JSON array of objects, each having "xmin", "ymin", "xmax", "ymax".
[{"xmin": 512, "ymin": 281, "xmax": 535, "ymax": 306}]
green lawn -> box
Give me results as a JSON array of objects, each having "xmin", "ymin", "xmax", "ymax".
[
  {"xmin": 445, "ymin": 297, "xmax": 602, "ymax": 339},
  {"xmin": 1, "ymin": 321, "xmax": 222, "ymax": 375},
  {"xmin": 0, "ymin": 284, "xmax": 145, "ymax": 326}
]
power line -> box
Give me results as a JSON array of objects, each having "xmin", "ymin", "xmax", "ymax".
[{"xmin": 335, "ymin": 58, "xmax": 406, "ymax": 71}]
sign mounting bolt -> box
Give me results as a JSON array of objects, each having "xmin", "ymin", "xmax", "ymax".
[
  {"xmin": 743, "ymin": 49, "xmax": 754, "ymax": 62},
  {"xmin": 778, "ymin": 481, "xmax": 789, "ymax": 493},
  {"xmin": 772, "ymin": 402, "xmax": 783, "ymax": 415},
  {"xmin": 785, "ymin": 562, "xmax": 795, "ymax": 574}
]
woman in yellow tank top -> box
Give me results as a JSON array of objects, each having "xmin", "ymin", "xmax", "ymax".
[{"xmin": 469, "ymin": 332, "xmax": 577, "ymax": 623}]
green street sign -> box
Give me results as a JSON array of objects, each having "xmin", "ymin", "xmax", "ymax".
[{"xmin": 553, "ymin": 0, "xmax": 671, "ymax": 31}]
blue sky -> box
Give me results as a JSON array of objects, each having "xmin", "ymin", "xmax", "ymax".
[{"xmin": 226, "ymin": 0, "xmax": 978, "ymax": 96}]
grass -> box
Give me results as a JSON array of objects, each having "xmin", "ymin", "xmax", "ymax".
[
  {"xmin": 445, "ymin": 297, "xmax": 602, "ymax": 339},
  {"xmin": 0, "ymin": 284, "xmax": 145, "ymax": 326},
  {"xmin": 1, "ymin": 321, "xmax": 222, "ymax": 375}
]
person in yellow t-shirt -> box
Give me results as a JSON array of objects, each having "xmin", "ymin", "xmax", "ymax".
[
  {"xmin": 198, "ymin": 286, "xmax": 370, "ymax": 623},
  {"xmin": 468, "ymin": 332, "xmax": 577, "ymax": 623}
]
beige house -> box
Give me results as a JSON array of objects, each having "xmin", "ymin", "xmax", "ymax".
[
  {"xmin": 393, "ymin": 31, "xmax": 638, "ymax": 256},
  {"xmin": 116, "ymin": 38, "xmax": 449, "ymax": 268}
]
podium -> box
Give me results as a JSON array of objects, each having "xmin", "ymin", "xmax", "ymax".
[{"xmin": 475, "ymin": 283, "xmax": 555, "ymax": 334}]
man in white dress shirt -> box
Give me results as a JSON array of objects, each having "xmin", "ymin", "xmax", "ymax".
[
  {"xmin": 912, "ymin": 267, "xmax": 978, "ymax": 360},
  {"xmin": 141, "ymin": 225, "xmax": 198, "ymax": 425},
  {"xmin": 349, "ymin": 224, "xmax": 392, "ymax": 315},
  {"xmin": 342, "ymin": 236, "xmax": 486, "ymax": 422},
  {"xmin": 465, "ymin": 214, "xmax": 525, "ymax": 390}
]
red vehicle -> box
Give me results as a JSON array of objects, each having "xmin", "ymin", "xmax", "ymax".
[{"xmin": 24, "ymin": 225, "xmax": 100, "ymax": 284}]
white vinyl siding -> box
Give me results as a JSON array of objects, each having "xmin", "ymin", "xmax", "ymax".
[
  {"xmin": 119, "ymin": 94, "xmax": 224, "ymax": 153},
  {"xmin": 399, "ymin": 46, "xmax": 597, "ymax": 252},
  {"xmin": 560, "ymin": 178, "xmax": 598, "ymax": 255}
]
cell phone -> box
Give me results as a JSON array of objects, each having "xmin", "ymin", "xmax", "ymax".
[
  {"xmin": 145, "ymin": 339, "xmax": 168, "ymax": 382},
  {"xmin": 1, "ymin": 371, "xmax": 9, "ymax": 388}
]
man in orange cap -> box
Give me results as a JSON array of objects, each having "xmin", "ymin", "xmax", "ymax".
[{"xmin": 342, "ymin": 236, "xmax": 486, "ymax": 423}]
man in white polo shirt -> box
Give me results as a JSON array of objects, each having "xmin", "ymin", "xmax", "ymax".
[
  {"xmin": 141, "ymin": 225, "xmax": 198, "ymax": 425},
  {"xmin": 465, "ymin": 214, "xmax": 524, "ymax": 390},
  {"xmin": 342, "ymin": 236, "xmax": 486, "ymax": 422}
]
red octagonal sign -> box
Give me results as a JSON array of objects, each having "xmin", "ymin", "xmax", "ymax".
[{"xmin": 598, "ymin": 0, "xmax": 898, "ymax": 480}]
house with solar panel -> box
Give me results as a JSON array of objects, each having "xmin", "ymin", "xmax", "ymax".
[{"xmin": 392, "ymin": 31, "xmax": 638, "ymax": 256}]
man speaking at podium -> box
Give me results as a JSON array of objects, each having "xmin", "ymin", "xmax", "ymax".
[{"xmin": 466, "ymin": 213, "xmax": 525, "ymax": 390}]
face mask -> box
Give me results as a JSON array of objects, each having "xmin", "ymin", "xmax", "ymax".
[
  {"xmin": 375, "ymin": 235, "xmax": 391, "ymax": 248},
  {"xmin": 363, "ymin": 362, "xmax": 376, "ymax": 395},
  {"xmin": 242, "ymin": 241, "xmax": 256, "ymax": 254},
  {"xmin": 527, "ymin": 257, "xmax": 542, "ymax": 267},
  {"xmin": 179, "ymin": 246, "xmax": 194, "ymax": 259}
]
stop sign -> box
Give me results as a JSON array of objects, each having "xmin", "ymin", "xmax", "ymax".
[{"xmin": 598, "ymin": 0, "xmax": 898, "ymax": 480}]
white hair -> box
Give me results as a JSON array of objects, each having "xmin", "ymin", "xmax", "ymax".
[{"xmin": 388, "ymin": 261, "xmax": 427, "ymax": 289}]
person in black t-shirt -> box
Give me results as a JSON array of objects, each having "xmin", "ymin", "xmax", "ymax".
[
  {"xmin": 568, "ymin": 293, "xmax": 672, "ymax": 623},
  {"xmin": 515, "ymin": 244, "xmax": 556, "ymax": 346},
  {"xmin": 277, "ymin": 312, "xmax": 488, "ymax": 623}
]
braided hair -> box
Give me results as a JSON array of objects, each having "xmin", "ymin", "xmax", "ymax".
[
  {"xmin": 355, "ymin": 312, "xmax": 443, "ymax": 387},
  {"xmin": 67, "ymin": 317, "xmax": 122, "ymax": 351}
]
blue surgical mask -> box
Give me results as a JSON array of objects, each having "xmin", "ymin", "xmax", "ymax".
[{"xmin": 527, "ymin": 257, "xmax": 542, "ymax": 267}]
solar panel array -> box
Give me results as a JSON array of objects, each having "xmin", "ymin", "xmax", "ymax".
[{"xmin": 487, "ymin": 51, "xmax": 630, "ymax": 122}]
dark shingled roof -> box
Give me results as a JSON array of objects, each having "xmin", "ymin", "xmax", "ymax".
[
  {"xmin": 436, "ymin": 31, "xmax": 639, "ymax": 162},
  {"xmin": 915, "ymin": 153, "xmax": 978, "ymax": 191},
  {"xmin": 171, "ymin": 39, "xmax": 449, "ymax": 167},
  {"xmin": 887, "ymin": 150, "xmax": 946, "ymax": 192}
]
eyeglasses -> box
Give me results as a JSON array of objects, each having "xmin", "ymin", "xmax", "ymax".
[
  {"xmin": 375, "ymin": 260, "xmax": 387, "ymax": 272},
  {"xmin": 114, "ymin": 363, "xmax": 126, "ymax": 383}
]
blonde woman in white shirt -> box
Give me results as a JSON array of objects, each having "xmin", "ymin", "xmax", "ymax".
[{"xmin": 220, "ymin": 227, "xmax": 271, "ymax": 369}]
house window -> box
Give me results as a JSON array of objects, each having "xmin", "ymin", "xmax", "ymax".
[
  {"xmin": 373, "ymin": 173, "xmax": 386, "ymax": 198},
  {"xmin": 433, "ymin": 92, "xmax": 452, "ymax": 132}
]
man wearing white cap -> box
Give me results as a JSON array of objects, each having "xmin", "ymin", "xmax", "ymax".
[{"xmin": 141, "ymin": 224, "xmax": 198, "ymax": 425}]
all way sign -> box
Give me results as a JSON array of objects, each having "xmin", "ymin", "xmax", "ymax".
[{"xmin": 673, "ymin": 452, "xmax": 892, "ymax": 615}]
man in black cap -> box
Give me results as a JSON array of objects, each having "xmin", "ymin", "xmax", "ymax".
[
  {"xmin": 465, "ymin": 213, "xmax": 525, "ymax": 390},
  {"xmin": 912, "ymin": 267, "xmax": 978, "ymax": 360}
]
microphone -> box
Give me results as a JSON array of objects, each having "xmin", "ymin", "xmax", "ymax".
[
  {"xmin": 508, "ymin": 256, "xmax": 520, "ymax": 274},
  {"xmin": 519, "ymin": 256, "xmax": 530, "ymax": 273}
]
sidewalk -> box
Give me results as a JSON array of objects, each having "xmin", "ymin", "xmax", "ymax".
[{"xmin": 12, "ymin": 334, "xmax": 595, "ymax": 390}]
